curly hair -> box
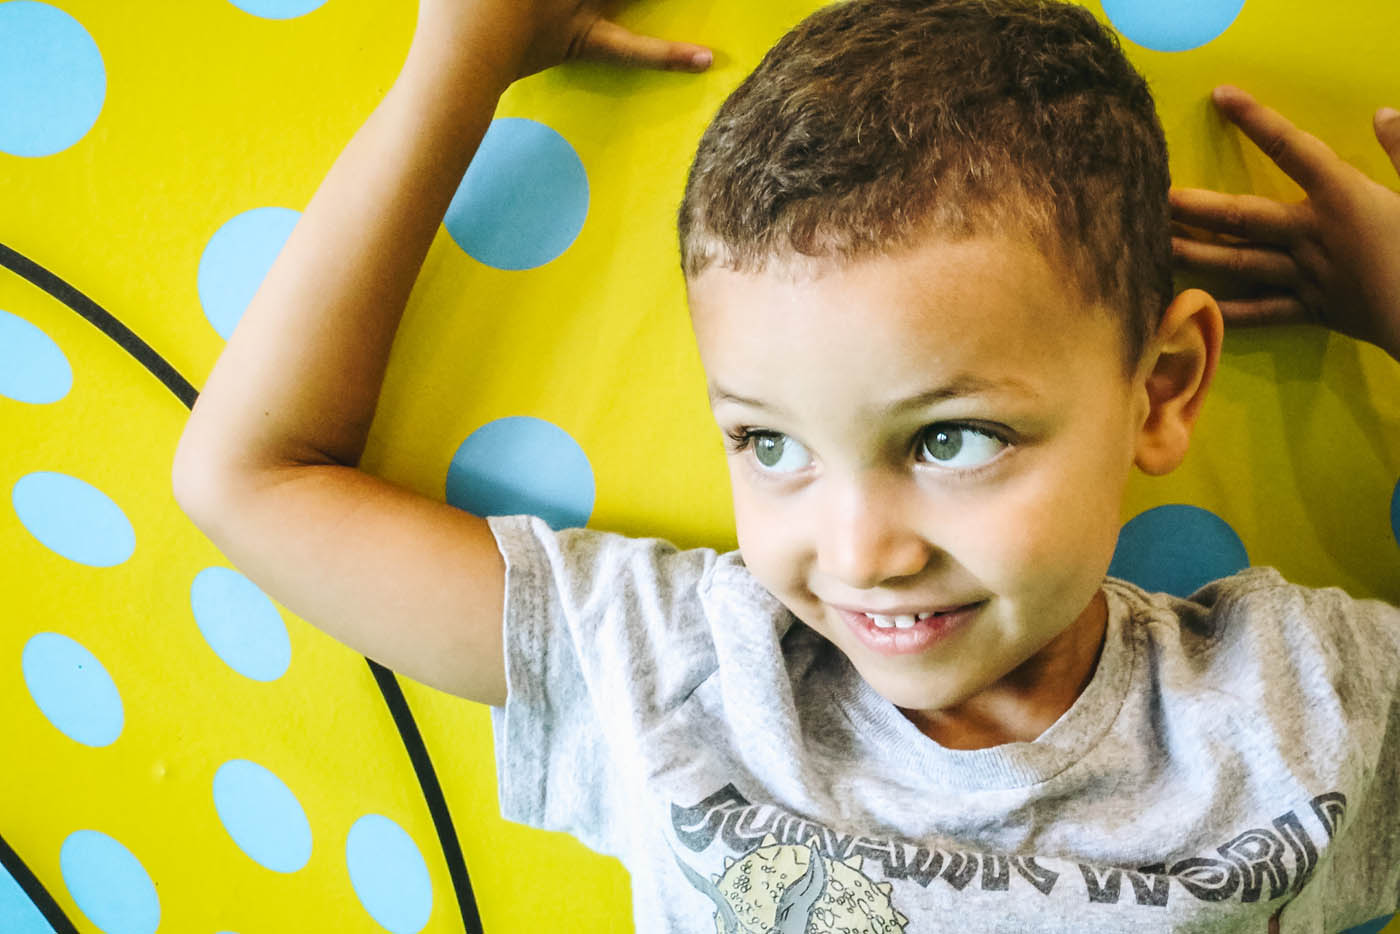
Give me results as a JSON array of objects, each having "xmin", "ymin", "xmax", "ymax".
[{"xmin": 678, "ymin": 0, "xmax": 1172, "ymax": 363}]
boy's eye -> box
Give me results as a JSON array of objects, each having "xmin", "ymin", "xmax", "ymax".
[
  {"xmin": 751, "ymin": 432, "xmax": 811, "ymax": 473},
  {"xmin": 918, "ymin": 425, "xmax": 1007, "ymax": 469}
]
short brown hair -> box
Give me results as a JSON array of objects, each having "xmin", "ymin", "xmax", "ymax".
[{"xmin": 678, "ymin": 0, "xmax": 1171, "ymax": 362}]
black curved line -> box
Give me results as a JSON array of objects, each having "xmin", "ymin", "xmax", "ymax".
[
  {"xmin": 369, "ymin": 660, "xmax": 485, "ymax": 934},
  {"xmin": 0, "ymin": 831, "xmax": 79, "ymax": 934},
  {"xmin": 0, "ymin": 243, "xmax": 197, "ymax": 408},
  {"xmin": 0, "ymin": 242, "xmax": 483, "ymax": 933}
]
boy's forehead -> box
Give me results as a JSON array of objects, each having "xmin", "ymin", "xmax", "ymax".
[
  {"xmin": 687, "ymin": 233, "xmax": 1130, "ymax": 411},
  {"xmin": 691, "ymin": 230, "xmax": 1065, "ymax": 297},
  {"xmin": 689, "ymin": 236, "xmax": 1083, "ymax": 340}
]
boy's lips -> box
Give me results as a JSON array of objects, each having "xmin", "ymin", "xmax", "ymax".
[
  {"xmin": 830, "ymin": 599, "xmax": 985, "ymax": 619},
  {"xmin": 832, "ymin": 600, "xmax": 986, "ymax": 656}
]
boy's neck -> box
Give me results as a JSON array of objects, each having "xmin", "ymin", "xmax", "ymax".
[{"xmin": 900, "ymin": 590, "xmax": 1109, "ymax": 751}]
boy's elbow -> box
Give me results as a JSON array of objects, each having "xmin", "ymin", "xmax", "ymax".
[
  {"xmin": 171, "ymin": 424, "xmax": 252, "ymax": 532},
  {"xmin": 171, "ymin": 436, "xmax": 227, "ymax": 530}
]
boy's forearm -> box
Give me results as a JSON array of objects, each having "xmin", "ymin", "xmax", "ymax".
[{"xmin": 174, "ymin": 19, "xmax": 519, "ymax": 494}]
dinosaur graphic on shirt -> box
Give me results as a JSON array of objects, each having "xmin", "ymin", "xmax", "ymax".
[{"xmin": 676, "ymin": 833, "xmax": 910, "ymax": 934}]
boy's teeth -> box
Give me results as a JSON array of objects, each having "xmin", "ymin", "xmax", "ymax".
[
  {"xmin": 868, "ymin": 613, "xmax": 923, "ymax": 629},
  {"xmin": 863, "ymin": 609, "xmax": 963, "ymax": 629}
]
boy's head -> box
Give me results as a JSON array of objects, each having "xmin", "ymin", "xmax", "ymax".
[
  {"xmin": 679, "ymin": 0, "xmax": 1222, "ymax": 745},
  {"xmin": 678, "ymin": 0, "xmax": 1171, "ymax": 364}
]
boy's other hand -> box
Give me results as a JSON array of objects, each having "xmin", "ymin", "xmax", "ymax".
[
  {"xmin": 1170, "ymin": 86, "xmax": 1400, "ymax": 362},
  {"xmin": 421, "ymin": 0, "xmax": 714, "ymax": 80}
]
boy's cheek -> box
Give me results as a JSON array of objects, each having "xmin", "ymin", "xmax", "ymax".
[
  {"xmin": 728, "ymin": 487, "xmax": 804, "ymax": 590},
  {"xmin": 972, "ymin": 472, "xmax": 1122, "ymax": 588}
]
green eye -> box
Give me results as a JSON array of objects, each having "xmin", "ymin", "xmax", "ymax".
[
  {"xmin": 919, "ymin": 426, "xmax": 1007, "ymax": 469},
  {"xmin": 924, "ymin": 429, "xmax": 963, "ymax": 462},
  {"xmin": 751, "ymin": 433, "xmax": 810, "ymax": 472}
]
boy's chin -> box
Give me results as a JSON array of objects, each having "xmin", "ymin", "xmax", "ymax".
[{"xmin": 852, "ymin": 663, "xmax": 981, "ymax": 719}]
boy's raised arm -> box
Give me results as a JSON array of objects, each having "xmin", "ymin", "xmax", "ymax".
[
  {"xmin": 1170, "ymin": 86, "xmax": 1400, "ymax": 363},
  {"xmin": 171, "ymin": 0, "xmax": 710, "ymax": 705}
]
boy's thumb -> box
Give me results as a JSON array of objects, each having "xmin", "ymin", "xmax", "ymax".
[{"xmin": 1376, "ymin": 107, "xmax": 1400, "ymax": 174}]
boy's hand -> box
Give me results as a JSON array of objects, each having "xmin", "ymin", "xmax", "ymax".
[
  {"xmin": 421, "ymin": 0, "xmax": 714, "ymax": 79},
  {"xmin": 1170, "ymin": 86, "xmax": 1400, "ymax": 361}
]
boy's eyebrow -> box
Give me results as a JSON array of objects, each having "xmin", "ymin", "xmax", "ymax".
[
  {"xmin": 880, "ymin": 373, "xmax": 1039, "ymax": 414},
  {"xmin": 707, "ymin": 373, "xmax": 1037, "ymax": 412},
  {"xmin": 707, "ymin": 386, "xmax": 770, "ymax": 409}
]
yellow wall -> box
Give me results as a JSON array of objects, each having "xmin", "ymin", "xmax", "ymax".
[{"xmin": 1, "ymin": 0, "xmax": 1396, "ymax": 931}]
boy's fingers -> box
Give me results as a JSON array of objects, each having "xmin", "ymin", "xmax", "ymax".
[
  {"xmin": 1212, "ymin": 85, "xmax": 1342, "ymax": 194},
  {"xmin": 1170, "ymin": 187, "xmax": 1300, "ymax": 245},
  {"xmin": 577, "ymin": 19, "xmax": 713, "ymax": 72},
  {"xmin": 1172, "ymin": 236, "xmax": 1300, "ymax": 288},
  {"xmin": 1217, "ymin": 295, "xmax": 1312, "ymax": 329},
  {"xmin": 1375, "ymin": 107, "xmax": 1400, "ymax": 176}
]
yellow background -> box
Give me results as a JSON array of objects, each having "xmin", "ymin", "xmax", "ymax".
[{"xmin": 1, "ymin": 0, "xmax": 1397, "ymax": 931}]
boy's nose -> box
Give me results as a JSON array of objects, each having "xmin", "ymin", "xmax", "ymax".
[{"xmin": 814, "ymin": 476, "xmax": 932, "ymax": 590}]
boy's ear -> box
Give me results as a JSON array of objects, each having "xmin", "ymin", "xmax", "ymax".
[{"xmin": 1134, "ymin": 288, "xmax": 1224, "ymax": 476}]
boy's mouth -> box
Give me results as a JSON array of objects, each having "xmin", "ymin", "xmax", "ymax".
[
  {"xmin": 865, "ymin": 610, "xmax": 950, "ymax": 629},
  {"xmin": 833, "ymin": 601, "xmax": 986, "ymax": 655}
]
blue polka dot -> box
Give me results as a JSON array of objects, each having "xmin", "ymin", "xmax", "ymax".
[
  {"xmin": 0, "ymin": 309, "xmax": 72, "ymax": 403},
  {"xmin": 12, "ymin": 472, "xmax": 135, "ymax": 567},
  {"xmin": 446, "ymin": 416, "xmax": 595, "ymax": 530},
  {"xmin": 0, "ymin": 2, "xmax": 104, "ymax": 157},
  {"xmin": 1101, "ymin": 0, "xmax": 1245, "ymax": 52},
  {"xmin": 1341, "ymin": 915, "xmax": 1395, "ymax": 934},
  {"xmin": 212, "ymin": 760, "xmax": 312, "ymax": 873},
  {"xmin": 191, "ymin": 567, "xmax": 291, "ymax": 682},
  {"xmin": 197, "ymin": 207, "xmax": 300, "ymax": 339},
  {"xmin": 1, "ymin": 859, "xmax": 58, "ymax": 933},
  {"xmin": 1109, "ymin": 504, "xmax": 1249, "ymax": 597},
  {"xmin": 226, "ymin": 0, "xmax": 326, "ymax": 18},
  {"xmin": 59, "ymin": 830, "xmax": 158, "ymax": 934},
  {"xmin": 444, "ymin": 118, "xmax": 589, "ymax": 271},
  {"xmin": 346, "ymin": 815, "xmax": 432, "ymax": 933},
  {"xmin": 22, "ymin": 632, "xmax": 123, "ymax": 747}
]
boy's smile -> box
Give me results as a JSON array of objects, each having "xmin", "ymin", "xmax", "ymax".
[{"xmin": 688, "ymin": 234, "xmax": 1153, "ymax": 750}]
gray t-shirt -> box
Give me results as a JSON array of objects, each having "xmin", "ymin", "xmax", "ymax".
[{"xmin": 487, "ymin": 514, "xmax": 1400, "ymax": 933}]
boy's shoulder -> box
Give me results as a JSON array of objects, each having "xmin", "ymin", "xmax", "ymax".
[
  {"xmin": 1108, "ymin": 564, "xmax": 1391, "ymax": 619},
  {"xmin": 488, "ymin": 512, "xmax": 785, "ymax": 640},
  {"xmin": 1105, "ymin": 565, "xmax": 1400, "ymax": 681}
]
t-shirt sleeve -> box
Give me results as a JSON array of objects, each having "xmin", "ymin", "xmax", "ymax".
[
  {"xmin": 1194, "ymin": 571, "xmax": 1400, "ymax": 928},
  {"xmin": 485, "ymin": 513, "xmax": 723, "ymax": 858},
  {"xmin": 1294, "ymin": 583, "xmax": 1400, "ymax": 928}
]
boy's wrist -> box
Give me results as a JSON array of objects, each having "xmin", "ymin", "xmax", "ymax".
[{"xmin": 406, "ymin": 2, "xmax": 530, "ymax": 94}]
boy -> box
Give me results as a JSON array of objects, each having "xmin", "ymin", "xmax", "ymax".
[{"xmin": 171, "ymin": 0, "xmax": 1400, "ymax": 930}]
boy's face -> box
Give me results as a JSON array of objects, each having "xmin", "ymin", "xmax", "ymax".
[{"xmin": 688, "ymin": 234, "xmax": 1148, "ymax": 739}]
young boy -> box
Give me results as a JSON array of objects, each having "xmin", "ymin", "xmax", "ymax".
[{"xmin": 171, "ymin": 0, "xmax": 1400, "ymax": 930}]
